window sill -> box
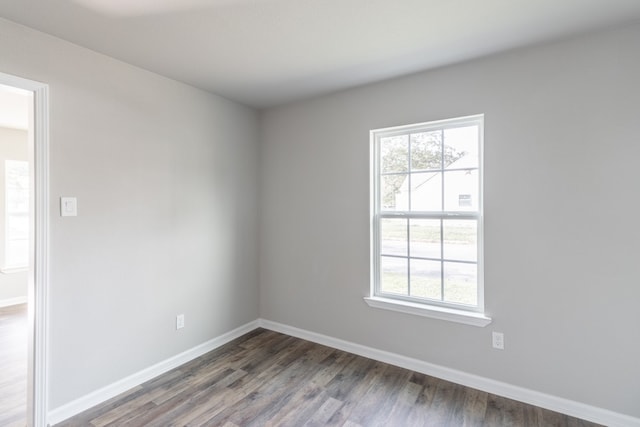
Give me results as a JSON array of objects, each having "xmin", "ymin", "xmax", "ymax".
[
  {"xmin": 363, "ymin": 296, "xmax": 492, "ymax": 327},
  {"xmin": 1, "ymin": 266, "xmax": 28, "ymax": 274}
]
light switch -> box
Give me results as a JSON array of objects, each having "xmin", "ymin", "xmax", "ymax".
[{"xmin": 60, "ymin": 197, "xmax": 77, "ymax": 217}]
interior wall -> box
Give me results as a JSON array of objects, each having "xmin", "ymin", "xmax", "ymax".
[
  {"xmin": 0, "ymin": 18, "xmax": 260, "ymax": 408},
  {"xmin": 259, "ymin": 23, "xmax": 640, "ymax": 417},
  {"xmin": 0, "ymin": 127, "xmax": 28, "ymax": 303}
]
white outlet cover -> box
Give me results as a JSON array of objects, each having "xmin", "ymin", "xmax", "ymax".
[{"xmin": 492, "ymin": 331, "xmax": 504, "ymax": 350}]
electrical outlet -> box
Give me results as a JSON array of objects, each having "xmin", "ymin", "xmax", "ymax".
[
  {"xmin": 176, "ymin": 314, "xmax": 185, "ymax": 330},
  {"xmin": 492, "ymin": 331, "xmax": 504, "ymax": 350}
]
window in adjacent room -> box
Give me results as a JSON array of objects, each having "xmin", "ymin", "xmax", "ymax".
[
  {"xmin": 367, "ymin": 114, "xmax": 490, "ymax": 326},
  {"xmin": 5, "ymin": 159, "xmax": 29, "ymax": 270}
]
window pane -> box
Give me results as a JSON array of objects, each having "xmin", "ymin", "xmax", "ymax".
[
  {"xmin": 381, "ymin": 218, "xmax": 407, "ymax": 256},
  {"xmin": 410, "ymin": 131, "xmax": 441, "ymax": 171},
  {"xmin": 443, "ymin": 262, "xmax": 477, "ymax": 305},
  {"xmin": 5, "ymin": 160, "xmax": 29, "ymax": 268},
  {"xmin": 380, "ymin": 256, "xmax": 408, "ymax": 296},
  {"xmin": 381, "ymin": 174, "xmax": 408, "ymax": 211},
  {"xmin": 443, "ymin": 169, "xmax": 478, "ymax": 211},
  {"xmin": 444, "ymin": 125, "xmax": 479, "ymax": 169},
  {"xmin": 7, "ymin": 215, "xmax": 29, "ymax": 240},
  {"xmin": 443, "ymin": 220, "xmax": 477, "ymax": 262},
  {"xmin": 6, "ymin": 239, "xmax": 28, "ymax": 267},
  {"xmin": 7, "ymin": 189, "xmax": 28, "ymax": 213},
  {"xmin": 409, "ymin": 219, "xmax": 440, "ymax": 259},
  {"xmin": 410, "ymin": 259, "xmax": 441, "ymax": 300},
  {"xmin": 410, "ymin": 172, "xmax": 442, "ymax": 211},
  {"xmin": 380, "ymin": 135, "xmax": 408, "ymax": 173}
]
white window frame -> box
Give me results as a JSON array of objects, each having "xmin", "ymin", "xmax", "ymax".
[{"xmin": 366, "ymin": 114, "xmax": 491, "ymax": 327}]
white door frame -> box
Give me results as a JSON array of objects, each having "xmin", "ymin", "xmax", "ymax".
[{"xmin": 0, "ymin": 71, "xmax": 50, "ymax": 427}]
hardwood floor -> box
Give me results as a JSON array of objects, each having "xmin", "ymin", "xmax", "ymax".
[
  {"xmin": 0, "ymin": 303, "xmax": 28, "ymax": 427},
  {"xmin": 57, "ymin": 329, "xmax": 601, "ymax": 427}
]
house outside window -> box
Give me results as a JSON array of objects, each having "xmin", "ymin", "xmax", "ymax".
[{"xmin": 367, "ymin": 115, "xmax": 490, "ymax": 326}]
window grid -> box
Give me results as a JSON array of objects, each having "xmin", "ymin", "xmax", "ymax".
[{"xmin": 372, "ymin": 115, "xmax": 483, "ymax": 312}]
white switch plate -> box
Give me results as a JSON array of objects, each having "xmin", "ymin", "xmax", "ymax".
[
  {"xmin": 176, "ymin": 314, "xmax": 185, "ymax": 330},
  {"xmin": 60, "ymin": 197, "xmax": 77, "ymax": 217}
]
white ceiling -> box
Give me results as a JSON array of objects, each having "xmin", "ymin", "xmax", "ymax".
[{"xmin": 1, "ymin": 0, "xmax": 640, "ymax": 108}]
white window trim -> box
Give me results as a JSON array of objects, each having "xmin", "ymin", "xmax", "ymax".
[
  {"xmin": 367, "ymin": 114, "xmax": 491, "ymax": 327},
  {"xmin": 364, "ymin": 296, "xmax": 491, "ymax": 327}
]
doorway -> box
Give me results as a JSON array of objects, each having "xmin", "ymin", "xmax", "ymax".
[
  {"xmin": 0, "ymin": 83, "xmax": 31, "ymax": 426},
  {"xmin": 0, "ymin": 73, "xmax": 49, "ymax": 427}
]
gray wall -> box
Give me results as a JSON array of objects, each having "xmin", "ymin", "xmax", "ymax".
[
  {"xmin": 0, "ymin": 18, "xmax": 260, "ymax": 408},
  {"xmin": 2, "ymin": 11, "xmax": 638, "ymax": 419},
  {"xmin": 259, "ymin": 24, "xmax": 640, "ymax": 417},
  {"xmin": 0, "ymin": 127, "xmax": 28, "ymax": 302}
]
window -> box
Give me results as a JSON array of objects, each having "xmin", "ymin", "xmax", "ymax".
[
  {"xmin": 367, "ymin": 115, "xmax": 490, "ymax": 326},
  {"xmin": 4, "ymin": 160, "xmax": 29, "ymax": 270}
]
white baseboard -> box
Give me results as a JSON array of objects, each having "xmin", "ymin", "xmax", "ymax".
[
  {"xmin": 0, "ymin": 296, "xmax": 27, "ymax": 308},
  {"xmin": 47, "ymin": 319, "xmax": 260, "ymax": 426},
  {"xmin": 258, "ymin": 318, "xmax": 640, "ymax": 427},
  {"xmin": 46, "ymin": 318, "xmax": 639, "ymax": 427}
]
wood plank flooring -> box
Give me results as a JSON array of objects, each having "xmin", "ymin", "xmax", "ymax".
[
  {"xmin": 0, "ymin": 303, "xmax": 28, "ymax": 427},
  {"xmin": 56, "ymin": 328, "xmax": 601, "ymax": 427}
]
